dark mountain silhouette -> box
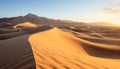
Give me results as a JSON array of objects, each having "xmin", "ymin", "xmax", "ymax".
[{"xmin": 0, "ymin": 13, "xmax": 85, "ymax": 27}]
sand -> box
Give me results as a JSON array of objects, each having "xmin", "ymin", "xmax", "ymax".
[
  {"xmin": 0, "ymin": 26, "xmax": 120, "ymax": 69},
  {"xmin": 0, "ymin": 34, "xmax": 36, "ymax": 69},
  {"xmin": 13, "ymin": 22, "xmax": 38, "ymax": 28},
  {"xmin": 29, "ymin": 27, "xmax": 120, "ymax": 69}
]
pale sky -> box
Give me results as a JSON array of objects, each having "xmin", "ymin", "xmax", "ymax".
[{"xmin": 0, "ymin": 0, "xmax": 120, "ymax": 24}]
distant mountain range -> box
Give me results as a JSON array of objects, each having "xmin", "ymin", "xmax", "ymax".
[
  {"xmin": 0, "ymin": 13, "xmax": 119, "ymax": 27},
  {"xmin": 0, "ymin": 13, "xmax": 85, "ymax": 27},
  {"xmin": 88, "ymin": 22, "xmax": 120, "ymax": 26}
]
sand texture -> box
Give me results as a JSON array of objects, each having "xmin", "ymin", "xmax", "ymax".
[{"xmin": 29, "ymin": 27, "xmax": 120, "ymax": 69}]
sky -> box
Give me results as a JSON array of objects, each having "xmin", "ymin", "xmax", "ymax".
[{"xmin": 0, "ymin": 0, "xmax": 120, "ymax": 24}]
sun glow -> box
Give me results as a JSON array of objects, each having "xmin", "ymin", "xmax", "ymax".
[{"xmin": 115, "ymin": 21, "xmax": 120, "ymax": 25}]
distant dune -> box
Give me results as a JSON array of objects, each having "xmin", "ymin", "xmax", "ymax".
[
  {"xmin": 28, "ymin": 27, "xmax": 120, "ymax": 69},
  {"xmin": 13, "ymin": 22, "xmax": 38, "ymax": 28}
]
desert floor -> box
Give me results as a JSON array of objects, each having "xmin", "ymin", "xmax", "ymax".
[{"xmin": 0, "ymin": 22, "xmax": 120, "ymax": 69}]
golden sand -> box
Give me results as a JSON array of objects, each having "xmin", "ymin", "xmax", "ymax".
[{"xmin": 29, "ymin": 27, "xmax": 120, "ymax": 69}]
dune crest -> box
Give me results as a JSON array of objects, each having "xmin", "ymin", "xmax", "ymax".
[
  {"xmin": 29, "ymin": 27, "xmax": 120, "ymax": 69},
  {"xmin": 13, "ymin": 22, "xmax": 38, "ymax": 28}
]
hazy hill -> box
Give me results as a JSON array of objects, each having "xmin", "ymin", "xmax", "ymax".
[
  {"xmin": 0, "ymin": 13, "xmax": 85, "ymax": 27},
  {"xmin": 88, "ymin": 22, "xmax": 119, "ymax": 26},
  {"xmin": 62, "ymin": 20, "xmax": 73, "ymax": 23}
]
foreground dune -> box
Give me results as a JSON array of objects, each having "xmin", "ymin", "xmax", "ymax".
[
  {"xmin": 0, "ymin": 27, "xmax": 120, "ymax": 69},
  {"xmin": 0, "ymin": 35, "xmax": 36, "ymax": 69},
  {"xmin": 29, "ymin": 27, "xmax": 120, "ymax": 69}
]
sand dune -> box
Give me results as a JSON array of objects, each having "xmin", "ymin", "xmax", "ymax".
[
  {"xmin": 29, "ymin": 27, "xmax": 120, "ymax": 69},
  {"xmin": 0, "ymin": 29, "xmax": 18, "ymax": 34},
  {"xmin": 0, "ymin": 34, "xmax": 36, "ymax": 69},
  {"xmin": 13, "ymin": 22, "xmax": 38, "ymax": 29},
  {"xmin": 0, "ymin": 31, "xmax": 26, "ymax": 40},
  {"xmin": 0, "ymin": 27, "xmax": 120, "ymax": 69},
  {"xmin": 69, "ymin": 30, "xmax": 120, "ymax": 45},
  {"xmin": 0, "ymin": 22, "xmax": 52, "ymax": 40}
]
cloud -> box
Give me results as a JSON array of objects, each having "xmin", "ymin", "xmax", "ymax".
[
  {"xmin": 104, "ymin": 0, "xmax": 120, "ymax": 14},
  {"xmin": 104, "ymin": 4, "xmax": 120, "ymax": 14}
]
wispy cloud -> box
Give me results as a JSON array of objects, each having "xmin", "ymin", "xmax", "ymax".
[{"xmin": 104, "ymin": 4, "xmax": 120, "ymax": 14}]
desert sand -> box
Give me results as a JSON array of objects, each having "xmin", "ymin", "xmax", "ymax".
[
  {"xmin": 0, "ymin": 21, "xmax": 120, "ymax": 69},
  {"xmin": 0, "ymin": 34, "xmax": 36, "ymax": 69},
  {"xmin": 28, "ymin": 27, "xmax": 120, "ymax": 69},
  {"xmin": 13, "ymin": 22, "xmax": 38, "ymax": 29}
]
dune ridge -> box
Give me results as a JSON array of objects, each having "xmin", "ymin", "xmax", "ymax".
[
  {"xmin": 66, "ymin": 29, "xmax": 120, "ymax": 45},
  {"xmin": 29, "ymin": 27, "xmax": 120, "ymax": 69},
  {"xmin": 13, "ymin": 22, "xmax": 38, "ymax": 29}
]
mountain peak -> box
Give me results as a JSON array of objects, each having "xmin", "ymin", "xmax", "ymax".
[{"xmin": 25, "ymin": 13, "xmax": 39, "ymax": 17}]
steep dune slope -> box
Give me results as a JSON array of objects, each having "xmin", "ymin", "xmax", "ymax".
[
  {"xmin": 0, "ymin": 35, "xmax": 36, "ymax": 69},
  {"xmin": 29, "ymin": 27, "xmax": 120, "ymax": 69}
]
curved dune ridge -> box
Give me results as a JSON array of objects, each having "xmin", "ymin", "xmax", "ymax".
[
  {"xmin": 69, "ymin": 30, "xmax": 120, "ymax": 45},
  {"xmin": 13, "ymin": 22, "xmax": 38, "ymax": 28},
  {"xmin": 29, "ymin": 27, "xmax": 120, "ymax": 69}
]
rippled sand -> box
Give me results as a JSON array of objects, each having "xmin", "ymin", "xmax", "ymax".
[{"xmin": 29, "ymin": 27, "xmax": 120, "ymax": 69}]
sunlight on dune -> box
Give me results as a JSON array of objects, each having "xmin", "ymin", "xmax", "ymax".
[
  {"xmin": 13, "ymin": 22, "xmax": 38, "ymax": 29},
  {"xmin": 29, "ymin": 27, "xmax": 120, "ymax": 69}
]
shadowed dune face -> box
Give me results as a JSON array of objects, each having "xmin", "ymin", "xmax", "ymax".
[
  {"xmin": 81, "ymin": 43, "xmax": 120, "ymax": 59},
  {"xmin": 0, "ymin": 27, "xmax": 120, "ymax": 69},
  {"xmin": 0, "ymin": 22, "xmax": 52, "ymax": 40},
  {"xmin": 0, "ymin": 35, "xmax": 36, "ymax": 69},
  {"xmin": 29, "ymin": 27, "xmax": 120, "ymax": 69},
  {"xmin": 0, "ymin": 31, "xmax": 26, "ymax": 40},
  {"xmin": 66, "ymin": 29, "xmax": 120, "ymax": 45},
  {"xmin": 0, "ymin": 29, "xmax": 18, "ymax": 34}
]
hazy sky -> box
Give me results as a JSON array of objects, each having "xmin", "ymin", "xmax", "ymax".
[{"xmin": 0, "ymin": 0, "xmax": 120, "ymax": 24}]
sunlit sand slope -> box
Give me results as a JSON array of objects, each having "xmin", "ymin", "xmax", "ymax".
[
  {"xmin": 13, "ymin": 22, "xmax": 38, "ymax": 28},
  {"xmin": 29, "ymin": 27, "xmax": 120, "ymax": 69}
]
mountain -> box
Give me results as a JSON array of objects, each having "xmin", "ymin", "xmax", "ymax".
[
  {"xmin": 88, "ymin": 22, "xmax": 120, "ymax": 26},
  {"xmin": 13, "ymin": 22, "xmax": 38, "ymax": 29},
  {"xmin": 0, "ymin": 13, "xmax": 85, "ymax": 27},
  {"xmin": 62, "ymin": 20, "xmax": 73, "ymax": 23}
]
